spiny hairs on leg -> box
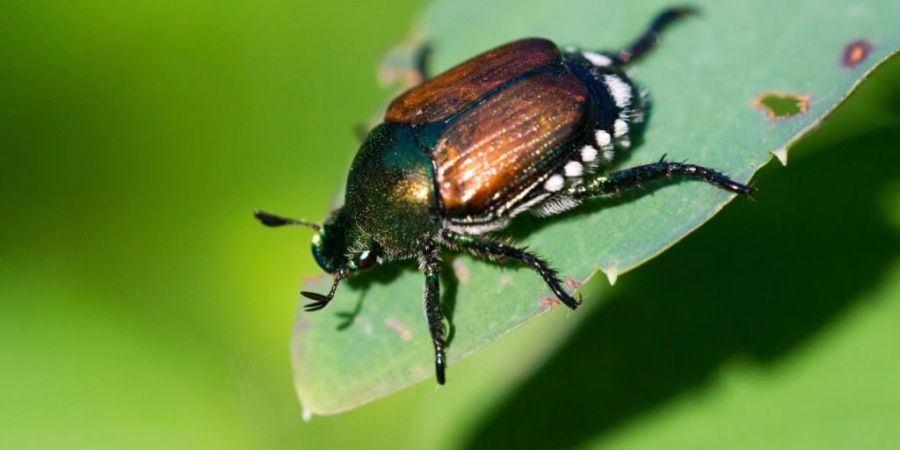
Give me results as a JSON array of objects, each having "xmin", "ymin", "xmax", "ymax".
[
  {"xmin": 569, "ymin": 157, "xmax": 755, "ymax": 199},
  {"xmin": 419, "ymin": 242, "xmax": 447, "ymax": 384},
  {"xmin": 441, "ymin": 231, "xmax": 581, "ymax": 310}
]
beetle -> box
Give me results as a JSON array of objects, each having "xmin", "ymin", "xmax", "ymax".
[{"xmin": 256, "ymin": 7, "xmax": 754, "ymax": 385}]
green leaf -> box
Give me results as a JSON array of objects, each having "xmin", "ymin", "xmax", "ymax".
[{"xmin": 292, "ymin": 0, "xmax": 899, "ymax": 416}]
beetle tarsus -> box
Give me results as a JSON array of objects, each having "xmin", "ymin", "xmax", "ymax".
[
  {"xmin": 420, "ymin": 242, "xmax": 448, "ymax": 385},
  {"xmin": 302, "ymin": 299, "xmax": 329, "ymax": 312},
  {"xmin": 301, "ymin": 291, "xmax": 331, "ymax": 312},
  {"xmin": 434, "ymin": 353, "xmax": 446, "ymax": 385},
  {"xmin": 301, "ymin": 270, "xmax": 345, "ymax": 312}
]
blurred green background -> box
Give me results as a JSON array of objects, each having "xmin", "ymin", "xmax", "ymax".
[{"xmin": 1, "ymin": 1, "xmax": 898, "ymax": 449}]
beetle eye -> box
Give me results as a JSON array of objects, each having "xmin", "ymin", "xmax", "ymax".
[{"xmin": 354, "ymin": 251, "xmax": 377, "ymax": 271}]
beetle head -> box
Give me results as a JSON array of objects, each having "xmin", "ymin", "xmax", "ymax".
[
  {"xmin": 311, "ymin": 207, "xmax": 382, "ymax": 275},
  {"xmin": 254, "ymin": 208, "xmax": 381, "ymax": 306}
]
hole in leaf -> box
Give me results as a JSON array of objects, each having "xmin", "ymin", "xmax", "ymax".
[
  {"xmin": 842, "ymin": 39, "xmax": 873, "ymax": 68},
  {"xmin": 753, "ymin": 92, "xmax": 810, "ymax": 120}
]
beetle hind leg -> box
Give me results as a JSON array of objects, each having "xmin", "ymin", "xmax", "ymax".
[
  {"xmin": 569, "ymin": 158, "xmax": 755, "ymax": 200},
  {"xmin": 617, "ymin": 6, "xmax": 698, "ymax": 65},
  {"xmin": 441, "ymin": 231, "xmax": 581, "ymax": 310},
  {"xmin": 575, "ymin": 7, "xmax": 698, "ymax": 67}
]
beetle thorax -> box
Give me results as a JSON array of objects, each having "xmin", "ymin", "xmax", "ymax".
[{"xmin": 341, "ymin": 123, "xmax": 439, "ymax": 258}]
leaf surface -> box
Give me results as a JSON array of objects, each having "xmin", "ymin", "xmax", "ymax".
[{"xmin": 292, "ymin": 0, "xmax": 899, "ymax": 416}]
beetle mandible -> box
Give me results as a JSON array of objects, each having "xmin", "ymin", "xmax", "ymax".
[{"xmin": 256, "ymin": 7, "xmax": 754, "ymax": 385}]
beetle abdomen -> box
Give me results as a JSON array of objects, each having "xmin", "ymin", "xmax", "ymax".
[
  {"xmin": 434, "ymin": 69, "xmax": 590, "ymax": 220},
  {"xmin": 385, "ymin": 39, "xmax": 561, "ymax": 125}
]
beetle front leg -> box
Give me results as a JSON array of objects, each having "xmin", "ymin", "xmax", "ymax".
[
  {"xmin": 569, "ymin": 158, "xmax": 754, "ymax": 200},
  {"xmin": 441, "ymin": 231, "xmax": 581, "ymax": 310},
  {"xmin": 420, "ymin": 241, "xmax": 447, "ymax": 385},
  {"xmin": 414, "ymin": 43, "xmax": 433, "ymax": 82}
]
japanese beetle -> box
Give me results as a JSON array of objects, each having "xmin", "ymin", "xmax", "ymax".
[{"xmin": 257, "ymin": 7, "xmax": 754, "ymax": 385}]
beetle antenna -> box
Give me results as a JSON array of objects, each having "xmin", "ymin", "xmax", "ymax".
[
  {"xmin": 301, "ymin": 269, "xmax": 346, "ymax": 312},
  {"xmin": 254, "ymin": 210, "xmax": 321, "ymax": 231}
]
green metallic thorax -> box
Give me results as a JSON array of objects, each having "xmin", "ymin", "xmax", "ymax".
[{"xmin": 324, "ymin": 123, "xmax": 439, "ymax": 266}]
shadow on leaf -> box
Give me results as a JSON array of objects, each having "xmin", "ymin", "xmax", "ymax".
[{"xmin": 463, "ymin": 121, "xmax": 900, "ymax": 449}]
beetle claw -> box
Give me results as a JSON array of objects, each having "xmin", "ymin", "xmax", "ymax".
[
  {"xmin": 556, "ymin": 291, "xmax": 581, "ymax": 310},
  {"xmin": 301, "ymin": 291, "xmax": 328, "ymax": 301},
  {"xmin": 301, "ymin": 291, "xmax": 332, "ymax": 312},
  {"xmin": 303, "ymin": 299, "xmax": 329, "ymax": 312},
  {"xmin": 303, "ymin": 301, "xmax": 328, "ymax": 312}
]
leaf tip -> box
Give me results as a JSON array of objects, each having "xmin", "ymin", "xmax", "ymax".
[
  {"xmin": 602, "ymin": 265, "xmax": 619, "ymax": 286},
  {"xmin": 771, "ymin": 147, "xmax": 789, "ymax": 166},
  {"xmin": 302, "ymin": 406, "xmax": 314, "ymax": 422}
]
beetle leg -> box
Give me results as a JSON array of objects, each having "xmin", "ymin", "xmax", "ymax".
[
  {"xmin": 441, "ymin": 231, "xmax": 581, "ymax": 310},
  {"xmin": 414, "ymin": 43, "xmax": 433, "ymax": 82},
  {"xmin": 568, "ymin": 159, "xmax": 755, "ymax": 199},
  {"xmin": 420, "ymin": 241, "xmax": 447, "ymax": 385},
  {"xmin": 583, "ymin": 7, "xmax": 698, "ymax": 67},
  {"xmin": 619, "ymin": 7, "xmax": 698, "ymax": 65}
]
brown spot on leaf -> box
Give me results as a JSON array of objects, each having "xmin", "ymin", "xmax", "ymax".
[
  {"xmin": 564, "ymin": 278, "xmax": 583, "ymax": 290},
  {"xmin": 385, "ymin": 317, "xmax": 413, "ymax": 341},
  {"xmin": 842, "ymin": 39, "xmax": 872, "ymax": 68},
  {"xmin": 753, "ymin": 91, "xmax": 810, "ymax": 121},
  {"xmin": 409, "ymin": 365, "xmax": 428, "ymax": 379},
  {"xmin": 538, "ymin": 297, "xmax": 558, "ymax": 312}
]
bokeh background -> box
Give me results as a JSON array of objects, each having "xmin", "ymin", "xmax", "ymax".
[{"xmin": 1, "ymin": 1, "xmax": 898, "ymax": 449}]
